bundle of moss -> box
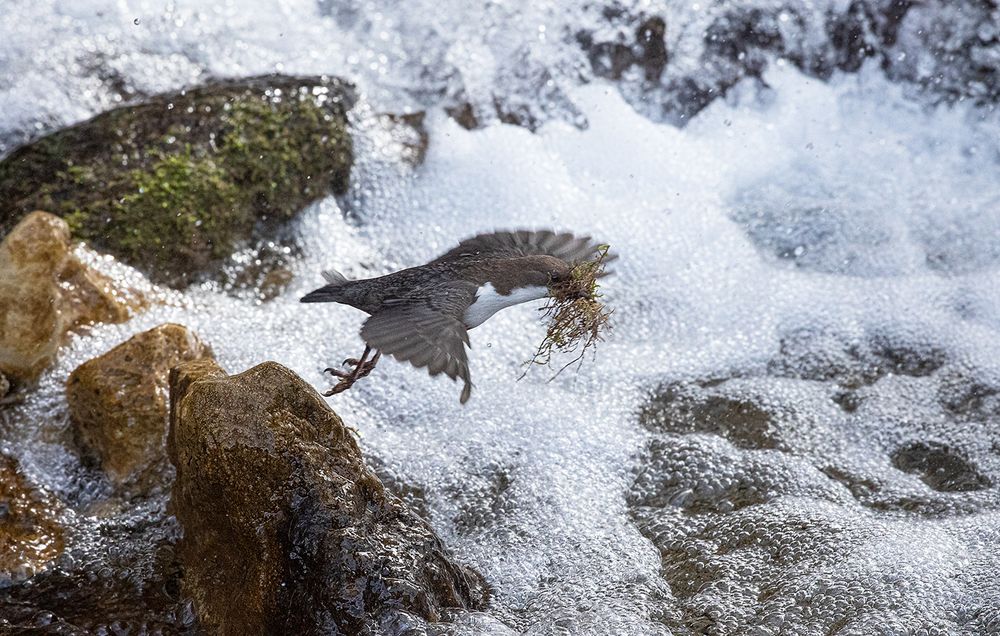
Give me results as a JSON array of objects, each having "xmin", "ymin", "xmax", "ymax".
[{"xmin": 522, "ymin": 245, "xmax": 614, "ymax": 379}]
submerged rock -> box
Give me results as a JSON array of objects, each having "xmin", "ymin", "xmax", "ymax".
[
  {"xmin": 576, "ymin": 0, "xmax": 999, "ymax": 126},
  {"xmin": 891, "ymin": 441, "xmax": 991, "ymax": 493},
  {"xmin": 0, "ymin": 455, "xmax": 65, "ymax": 586},
  {"xmin": 0, "ymin": 513, "xmax": 195, "ymax": 634},
  {"xmin": 0, "ymin": 211, "xmax": 140, "ymax": 384},
  {"xmin": 167, "ymin": 360, "xmax": 488, "ymax": 635},
  {"xmin": 66, "ymin": 324, "xmax": 213, "ymax": 495},
  {"xmin": 0, "ymin": 75, "xmax": 355, "ymax": 287}
]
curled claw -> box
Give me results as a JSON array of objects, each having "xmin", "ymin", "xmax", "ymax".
[
  {"xmin": 321, "ymin": 345, "xmax": 381, "ymax": 397},
  {"xmin": 323, "ymin": 383, "xmax": 351, "ymax": 397}
]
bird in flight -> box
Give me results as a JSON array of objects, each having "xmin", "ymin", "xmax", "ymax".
[{"xmin": 301, "ymin": 229, "xmax": 612, "ymax": 403}]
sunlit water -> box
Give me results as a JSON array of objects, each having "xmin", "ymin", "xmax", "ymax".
[{"xmin": 2, "ymin": 1, "xmax": 1000, "ymax": 634}]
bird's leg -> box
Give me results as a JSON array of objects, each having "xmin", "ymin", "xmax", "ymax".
[
  {"xmin": 322, "ymin": 345, "xmax": 381, "ymax": 396},
  {"xmin": 325, "ymin": 345, "xmax": 372, "ymax": 379},
  {"xmin": 357, "ymin": 350, "xmax": 381, "ymax": 377}
]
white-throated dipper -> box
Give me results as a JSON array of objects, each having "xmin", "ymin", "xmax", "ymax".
[{"xmin": 301, "ymin": 229, "xmax": 611, "ymax": 403}]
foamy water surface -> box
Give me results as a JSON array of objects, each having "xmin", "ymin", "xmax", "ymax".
[{"xmin": 2, "ymin": 1, "xmax": 1000, "ymax": 634}]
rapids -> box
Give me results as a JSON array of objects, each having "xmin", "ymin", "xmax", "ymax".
[{"xmin": 2, "ymin": 1, "xmax": 999, "ymax": 633}]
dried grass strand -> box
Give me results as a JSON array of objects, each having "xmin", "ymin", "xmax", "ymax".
[{"xmin": 519, "ymin": 245, "xmax": 614, "ymax": 381}]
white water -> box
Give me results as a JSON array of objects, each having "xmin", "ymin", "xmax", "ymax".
[{"xmin": 3, "ymin": 1, "xmax": 1000, "ymax": 634}]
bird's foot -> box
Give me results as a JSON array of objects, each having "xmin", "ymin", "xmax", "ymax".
[{"xmin": 321, "ymin": 348, "xmax": 381, "ymax": 396}]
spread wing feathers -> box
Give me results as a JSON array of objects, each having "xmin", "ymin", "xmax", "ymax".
[
  {"xmin": 431, "ymin": 229, "xmax": 611, "ymax": 265},
  {"xmin": 360, "ymin": 282, "xmax": 477, "ymax": 403}
]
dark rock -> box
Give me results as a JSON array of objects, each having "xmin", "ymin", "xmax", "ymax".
[
  {"xmin": 577, "ymin": 1, "xmax": 998, "ymax": 127},
  {"xmin": 0, "ymin": 513, "xmax": 197, "ymax": 634},
  {"xmin": 937, "ymin": 370, "xmax": 1000, "ymax": 419},
  {"xmin": 446, "ymin": 103, "xmax": 481, "ymax": 131},
  {"xmin": 378, "ymin": 112, "xmax": 430, "ymax": 167},
  {"xmin": 217, "ymin": 240, "xmax": 298, "ymax": 303},
  {"xmin": 0, "ymin": 75, "xmax": 355, "ymax": 288},
  {"xmin": 0, "ymin": 455, "xmax": 65, "ymax": 586},
  {"xmin": 767, "ymin": 325, "xmax": 947, "ymax": 390},
  {"xmin": 448, "ymin": 461, "xmax": 517, "ymax": 538},
  {"xmin": 636, "ymin": 17, "xmax": 669, "ymax": 82},
  {"xmin": 640, "ymin": 382, "xmax": 780, "ymax": 451},
  {"xmin": 66, "ymin": 324, "xmax": 214, "ymax": 495},
  {"xmin": 579, "ymin": 13, "xmax": 668, "ymax": 83},
  {"xmin": 891, "ymin": 442, "xmax": 991, "ymax": 492},
  {"xmin": 167, "ymin": 360, "xmax": 488, "ymax": 635}
]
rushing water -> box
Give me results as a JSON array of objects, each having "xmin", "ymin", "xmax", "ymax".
[{"xmin": 2, "ymin": 1, "xmax": 1000, "ymax": 634}]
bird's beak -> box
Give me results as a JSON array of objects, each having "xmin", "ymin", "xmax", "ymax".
[{"xmin": 549, "ymin": 281, "xmax": 588, "ymax": 301}]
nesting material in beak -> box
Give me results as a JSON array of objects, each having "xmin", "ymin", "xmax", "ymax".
[{"xmin": 521, "ymin": 245, "xmax": 614, "ymax": 380}]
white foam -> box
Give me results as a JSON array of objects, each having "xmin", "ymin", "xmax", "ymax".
[{"xmin": 2, "ymin": 2, "xmax": 1000, "ymax": 633}]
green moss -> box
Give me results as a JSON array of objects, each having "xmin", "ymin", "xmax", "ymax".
[
  {"xmin": 121, "ymin": 150, "xmax": 242, "ymax": 267},
  {"xmin": 219, "ymin": 96, "xmax": 351, "ymax": 221},
  {"xmin": 0, "ymin": 76, "xmax": 355, "ymax": 287}
]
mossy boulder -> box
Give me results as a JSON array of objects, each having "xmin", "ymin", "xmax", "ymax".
[
  {"xmin": 66, "ymin": 323, "xmax": 214, "ymax": 495},
  {"xmin": 167, "ymin": 360, "xmax": 488, "ymax": 634},
  {"xmin": 0, "ymin": 75, "xmax": 355, "ymax": 287}
]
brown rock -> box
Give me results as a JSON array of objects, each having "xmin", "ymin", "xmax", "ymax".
[
  {"xmin": 0, "ymin": 455, "xmax": 65, "ymax": 585},
  {"xmin": 167, "ymin": 360, "xmax": 488, "ymax": 635},
  {"xmin": 0, "ymin": 211, "xmax": 141, "ymax": 384},
  {"xmin": 378, "ymin": 111, "xmax": 430, "ymax": 167},
  {"xmin": 66, "ymin": 324, "xmax": 212, "ymax": 493}
]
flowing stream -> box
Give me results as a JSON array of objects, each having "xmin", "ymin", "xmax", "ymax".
[{"xmin": 2, "ymin": 1, "xmax": 1000, "ymax": 633}]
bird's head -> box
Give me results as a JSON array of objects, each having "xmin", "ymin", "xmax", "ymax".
[{"xmin": 514, "ymin": 255, "xmax": 582, "ymax": 299}]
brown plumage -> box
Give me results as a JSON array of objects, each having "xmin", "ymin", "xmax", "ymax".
[{"xmin": 301, "ymin": 229, "xmax": 612, "ymax": 403}]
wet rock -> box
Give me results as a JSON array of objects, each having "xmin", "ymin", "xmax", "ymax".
[
  {"xmin": 216, "ymin": 240, "xmax": 297, "ymax": 303},
  {"xmin": 0, "ymin": 455, "xmax": 65, "ymax": 586},
  {"xmin": 576, "ymin": 0, "xmax": 998, "ymax": 127},
  {"xmin": 937, "ymin": 371, "xmax": 1000, "ymax": 419},
  {"xmin": 767, "ymin": 325, "xmax": 947, "ymax": 390},
  {"xmin": 640, "ymin": 382, "xmax": 780, "ymax": 451},
  {"xmin": 0, "ymin": 514, "xmax": 196, "ymax": 634},
  {"xmin": 579, "ymin": 14, "xmax": 668, "ymax": 83},
  {"xmin": 167, "ymin": 360, "xmax": 488, "ymax": 635},
  {"xmin": 66, "ymin": 324, "xmax": 213, "ymax": 494},
  {"xmin": 378, "ymin": 112, "xmax": 430, "ymax": 167},
  {"xmin": 448, "ymin": 460, "xmax": 517, "ymax": 538},
  {"xmin": 0, "ymin": 75, "xmax": 355, "ymax": 287},
  {"xmin": 365, "ymin": 456, "xmax": 431, "ymax": 522},
  {"xmin": 891, "ymin": 442, "xmax": 991, "ymax": 493},
  {"xmin": 890, "ymin": 0, "xmax": 1000, "ymax": 104},
  {"xmin": 0, "ymin": 211, "xmax": 140, "ymax": 384}
]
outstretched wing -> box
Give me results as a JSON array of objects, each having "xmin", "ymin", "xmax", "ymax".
[
  {"xmin": 360, "ymin": 281, "xmax": 478, "ymax": 403},
  {"xmin": 431, "ymin": 229, "xmax": 608, "ymax": 265}
]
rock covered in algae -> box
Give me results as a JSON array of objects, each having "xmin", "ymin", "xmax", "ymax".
[
  {"xmin": 0, "ymin": 211, "xmax": 141, "ymax": 384},
  {"xmin": 66, "ymin": 323, "xmax": 214, "ymax": 495},
  {"xmin": 0, "ymin": 75, "xmax": 355, "ymax": 287},
  {"xmin": 0, "ymin": 454, "xmax": 65, "ymax": 586},
  {"xmin": 167, "ymin": 360, "xmax": 489, "ymax": 635}
]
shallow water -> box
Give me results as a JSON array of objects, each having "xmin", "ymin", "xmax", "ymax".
[{"xmin": 3, "ymin": 1, "xmax": 1000, "ymax": 634}]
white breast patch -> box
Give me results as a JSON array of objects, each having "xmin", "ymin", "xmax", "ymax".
[{"xmin": 463, "ymin": 283, "xmax": 549, "ymax": 329}]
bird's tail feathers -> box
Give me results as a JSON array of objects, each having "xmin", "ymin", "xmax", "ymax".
[
  {"xmin": 300, "ymin": 268, "xmax": 351, "ymax": 303},
  {"xmin": 322, "ymin": 268, "xmax": 349, "ymax": 286}
]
